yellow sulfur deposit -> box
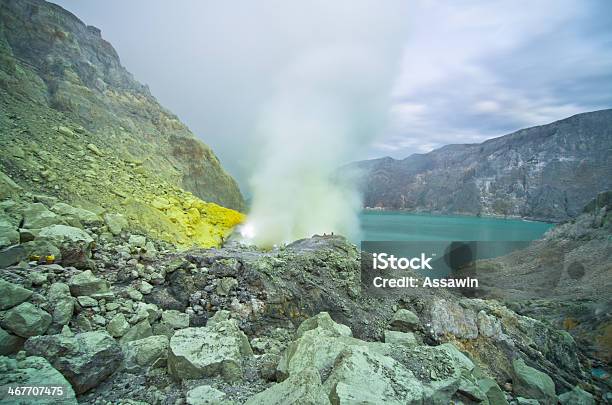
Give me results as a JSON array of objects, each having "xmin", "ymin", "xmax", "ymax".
[{"xmin": 123, "ymin": 190, "xmax": 245, "ymax": 249}]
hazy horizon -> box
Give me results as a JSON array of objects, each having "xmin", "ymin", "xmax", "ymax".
[{"xmin": 52, "ymin": 0, "xmax": 612, "ymax": 194}]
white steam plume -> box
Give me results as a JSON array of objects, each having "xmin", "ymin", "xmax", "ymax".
[{"xmin": 242, "ymin": 1, "xmax": 409, "ymax": 246}]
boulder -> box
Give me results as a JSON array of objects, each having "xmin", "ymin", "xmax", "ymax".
[
  {"xmin": 104, "ymin": 213, "xmax": 128, "ymax": 235},
  {"xmin": 119, "ymin": 320, "xmax": 153, "ymax": 344},
  {"xmin": 295, "ymin": 311, "xmax": 352, "ymax": 339},
  {"xmin": 24, "ymin": 330, "xmax": 123, "ymax": 394},
  {"xmin": 384, "ymin": 330, "xmax": 417, "ymax": 347},
  {"xmin": 0, "ymin": 171, "xmax": 22, "ymax": 200},
  {"xmin": 22, "ymin": 203, "xmax": 64, "ymax": 229},
  {"xmin": 48, "ymin": 283, "xmax": 74, "ymax": 327},
  {"xmin": 128, "ymin": 234, "xmax": 146, "ymax": 248},
  {"xmin": 187, "ymin": 385, "xmax": 234, "ymax": 405},
  {"xmin": 68, "ymin": 270, "xmax": 110, "ymax": 296},
  {"xmin": 558, "ymin": 386, "xmax": 596, "ymax": 405},
  {"xmin": 0, "ymin": 355, "xmax": 77, "ymax": 405},
  {"xmin": 512, "ymin": 358, "xmax": 556, "ymax": 405},
  {"xmin": 50, "ymin": 203, "xmax": 101, "ymax": 226},
  {"xmin": 246, "ymin": 367, "xmax": 329, "ymax": 405},
  {"xmin": 168, "ymin": 319, "xmax": 252, "ymax": 382},
  {"xmin": 322, "ymin": 346, "xmax": 424, "ymax": 404},
  {"xmin": 389, "ymin": 308, "xmax": 420, "ymax": 332},
  {"xmin": 0, "ymin": 279, "xmax": 33, "ymax": 310},
  {"xmin": 0, "ymin": 326, "xmax": 23, "ymax": 355},
  {"xmin": 107, "ymin": 313, "xmax": 130, "ymax": 337},
  {"xmin": 123, "ymin": 335, "xmax": 169, "ymax": 372},
  {"xmin": 38, "ymin": 225, "xmax": 94, "ymax": 267},
  {"xmin": 0, "ymin": 244, "xmax": 28, "ymax": 268},
  {"xmin": 0, "ymin": 302, "xmax": 51, "ymax": 337},
  {"xmin": 161, "ymin": 309, "xmax": 190, "ymax": 329},
  {"xmin": 430, "ymin": 299, "xmax": 478, "ymax": 339},
  {"xmin": 216, "ymin": 277, "xmax": 238, "ymax": 296},
  {"xmin": 0, "ymin": 220, "xmax": 19, "ymax": 248}
]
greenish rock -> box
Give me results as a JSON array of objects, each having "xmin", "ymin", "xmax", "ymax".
[
  {"xmin": 161, "ymin": 309, "xmax": 190, "ymax": 329},
  {"xmin": 22, "ymin": 202, "xmax": 64, "ymax": 229},
  {"xmin": 0, "ymin": 224, "xmax": 19, "ymax": 248},
  {"xmin": 558, "ymin": 385, "xmax": 596, "ymax": 405},
  {"xmin": 0, "ymin": 279, "xmax": 32, "ymax": 310},
  {"xmin": 21, "ymin": 239, "xmax": 61, "ymax": 261},
  {"xmin": 295, "ymin": 311, "xmax": 352, "ymax": 339},
  {"xmin": 38, "ymin": 225, "xmax": 94, "ymax": 267},
  {"xmin": 516, "ymin": 398, "xmax": 539, "ymax": 405},
  {"xmin": 389, "ymin": 308, "xmax": 420, "ymax": 332},
  {"xmin": 48, "ymin": 283, "xmax": 74, "ymax": 327},
  {"xmin": 107, "ymin": 313, "xmax": 130, "ymax": 337},
  {"xmin": 0, "ymin": 355, "xmax": 77, "ymax": 405},
  {"xmin": 68, "ymin": 270, "xmax": 110, "ymax": 296},
  {"xmin": 0, "ymin": 244, "xmax": 28, "ymax": 267},
  {"xmin": 0, "ymin": 171, "xmax": 22, "ymax": 200},
  {"xmin": 0, "ymin": 302, "xmax": 51, "ymax": 337},
  {"xmin": 27, "ymin": 271, "xmax": 48, "ymax": 286},
  {"xmin": 123, "ymin": 335, "xmax": 169, "ymax": 372},
  {"xmin": 436, "ymin": 343, "xmax": 474, "ymax": 372},
  {"xmin": 278, "ymin": 324, "xmax": 366, "ymax": 378},
  {"xmin": 138, "ymin": 280, "xmax": 153, "ymax": 295},
  {"xmin": 129, "ymin": 234, "xmax": 147, "ymax": 248},
  {"xmin": 126, "ymin": 286, "xmax": 143, "ymax": 301},
  {"xmin": 216, "ymin": 277, "xmax": 238, "ymax": 296},
  {"xmin": 246, "ymin": 367, "xmax": 329, "ymax": 405},
  {"xmin": 168, "ymin": 320, "xmax": 253, "ymax": 382},
  {"xmin": 322, "ymin": 346, "xmax": 424, "ymax": 404},
  {"xmin": 0, "ymin": 326, "xmax": 23, "ymax": 355},
  {"xmin": 512, "ymin": 358, "xmax": 556, "ymax": 405},
  {"xmin": 77, "ymin": 296, "xmax": 98, "ymax": 308},
  {"xmin": 477, "ymin": 377, "xmax": 509, "ymax": 405},
  {"xmin": 24, "ymin": 330, "xmax": 123, "ymax": 394},
  {"xmin": 187, "ymin": 385, "xmax": 234, "ymax": 405},
  {"xmin": 74, "ymin": 313, "xmax": 92, "ymax": 332},
  {"xmin": 119, "ymin": 320, "xmax": 153, "ymax": 345},
  {"xmin": 104, "ymin": 213, "xmax": 128, "ymax": 235},
  {"xmin": 207, "ymin": 309, "xmax": 231, "ymax": 326},
  {"xmin": 50, "ymin": 203, "xmax": 101, "ymax": 226},
  {"xmin": 384, "ymin": 330, "xmax": 417, "ymax": 347}
]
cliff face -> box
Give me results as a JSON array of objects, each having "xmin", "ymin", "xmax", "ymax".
[
  {"xmin": 0, "ymin": 0, "xmax": 245, "ymax": 212},
  {"xmin": 348, "ymin": 110, "xmax": 612, "ymax": 222}
]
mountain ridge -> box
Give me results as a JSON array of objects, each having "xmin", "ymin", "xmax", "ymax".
[{"xmin": 347, "ymin": 108, "xmax": 612, "ymax": 222}]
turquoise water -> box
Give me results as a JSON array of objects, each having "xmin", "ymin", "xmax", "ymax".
[{"xmin": 358, "ymin": 211, "xmax": 554, "ymax": 242}]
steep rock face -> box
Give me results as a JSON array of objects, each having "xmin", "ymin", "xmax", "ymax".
[
  {"xmin": 0, "ymin": 0, "xmax": 244, "ymax": 214},
  {"xmin": 347, "ymin": 110, "xmax": 612, "ymax": 221}
]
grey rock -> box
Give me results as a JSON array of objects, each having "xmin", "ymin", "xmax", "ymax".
[
  {"xmin": 106, "ymin": 313, "xmax": 130, "ymax": 337},
  {"xmin": 162, "ymin": 309, "xmax": 190, "ymax": 329},
  {"xmin": 389, "ymin": 308, "xmax": 420, "ymax": 332},
  {"xmin": 0, "ymin": 355, "xmax": 77, "ymax": 404},
  {"xmin": 0, "ymin": 302, "xmax": 51, "ymax": 337},
  {"xmin": 24, "ymin": 330, "xmax": 123, "ymax": 394},
  {"xmin": 22, "ymin": 203, "xmax": 64, "ymax": 229},
  {"xmin": 246, "ymin": 367, "xmax": 328, "ymax": 405},
  {"xmin": 383, "ymin": 330, "xmax": 418, "ymax": 346},
  {"xmin": 104, "ymin": 213, "xmax": 128, "ymax": 236},
  {"xmin": 558, "ymin": 385, "xmax": 596, "ymax": 405},
  {"xmin": 0, "ymin": 326, "xmax": 23, "ymax": 355},
  {"xmin": 168, "ymin": 320, "xmax": 252, "ymax": 382},
  {"xmin": 216, "ymin": 277, "xmax": 238, "ymax": 296},
  {"xmin": 38, "ymin": 225, "xmax": 94, "ymax": 267},
  {"xmin": 123, "ymin": 335, "xmax": 169, "ymax": 372},
  {"xmin": 68, "ymin": 270, "xmax": 110, "ymax": 296},
  {"xmin": 295, "ymin": 311, "xmax": 352, "ymax": 339},
  {"xmin": 119, "ymin": 320, "xmax": 153, "ymax": 344},
  {"xmin": 512, "ymin": 358, "xmax": 557, "ymax": 405},
  {"xmin": 187, "ymin": 385, "xmax": 234, "ymax": 405},
  {"xmin": 0, "ymin": 279, "xmax": 33, "ymax": 310}
]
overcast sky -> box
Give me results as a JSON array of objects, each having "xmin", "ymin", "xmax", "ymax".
[{"xmin": 52, "ymin": 1, "xmax": 612, "ymax": 191}]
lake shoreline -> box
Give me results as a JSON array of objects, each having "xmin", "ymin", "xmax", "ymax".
[{"xmin": 362, "ymin": 207, "xmax": 558, "ymax": 224}]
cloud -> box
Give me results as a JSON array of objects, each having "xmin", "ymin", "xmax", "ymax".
[{"xmin": 377, "ymin": 0, "xmax": 612, "ymax": 159}]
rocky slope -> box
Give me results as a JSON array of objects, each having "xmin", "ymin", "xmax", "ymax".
[
  {"xmin": 458, "ymin": 191, "xmax": 612, "ymax": 365},
  {"xmin": 0, "ymin": 201, "xmax": 605, "ymax": 403},
  {"xmin": 346, "ymin": 109, "xmax": 612, "ymax": 222},
  {"xmin": 0, "ymin": 0, "xmax": 245, "ymax": 247}
]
